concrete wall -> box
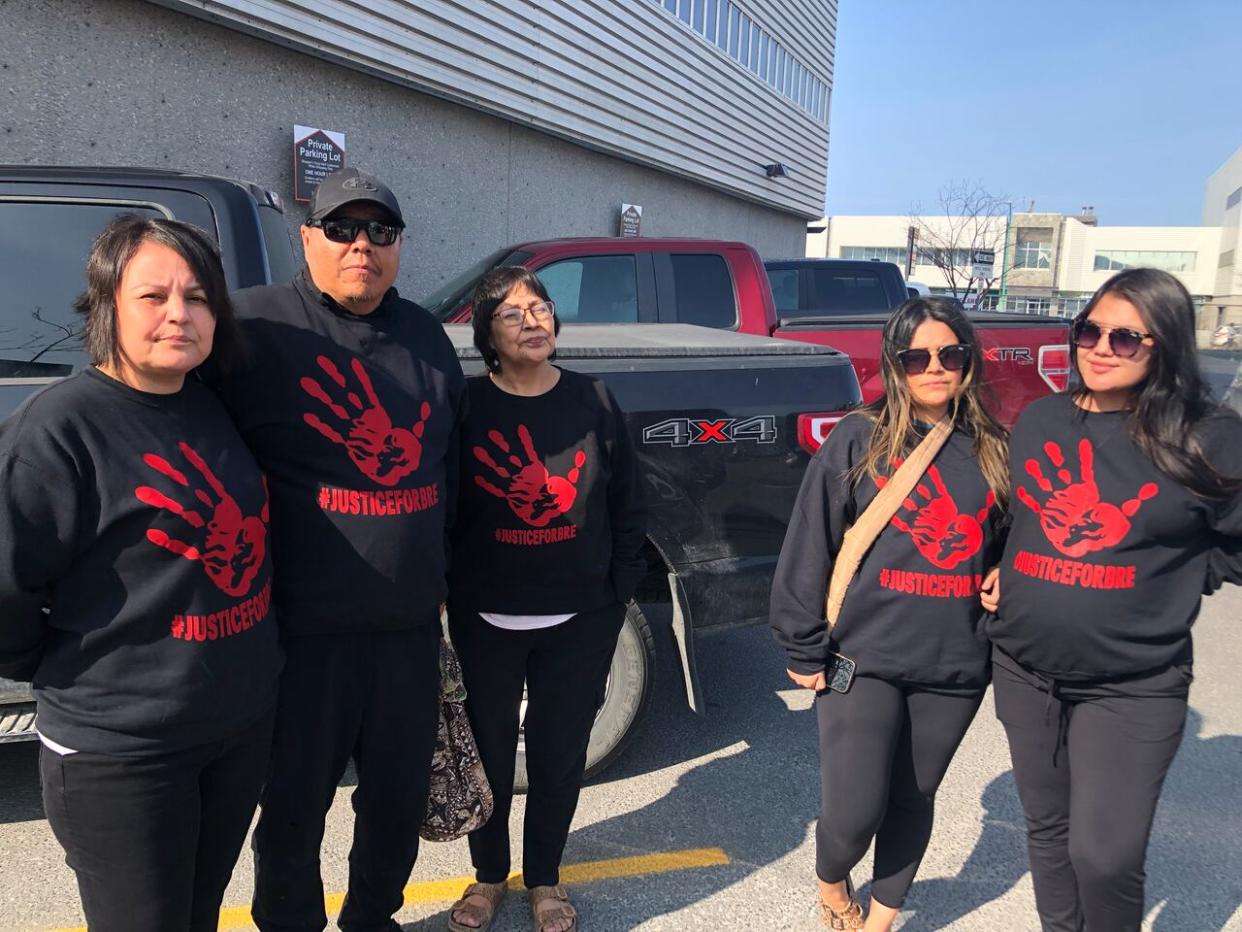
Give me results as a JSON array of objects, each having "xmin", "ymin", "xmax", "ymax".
[
  {"xmin": 0, "ymin": 0, "xmax": 807, "ymax": 298},
  {"xmin": 152, "ymin": 0, "xmax": 835, "ymax": 215}
]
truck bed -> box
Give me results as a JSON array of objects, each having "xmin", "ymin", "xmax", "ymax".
[{"xmin": 445, "ymin": 322, "xmax": 847, "ymax": 361}]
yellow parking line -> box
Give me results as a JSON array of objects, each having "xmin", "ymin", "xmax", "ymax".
[{"xmin": 50, "ymin": 846, "xmax": 730, "ymax": 932}]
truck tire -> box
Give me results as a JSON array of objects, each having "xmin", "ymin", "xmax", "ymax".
[{"xmin": 513, "ymin": 602, "xmax": 656, "ymax": 793}]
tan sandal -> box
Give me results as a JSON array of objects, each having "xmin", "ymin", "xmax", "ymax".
[
  {"xmin": 448, "ymin": 880, "xmax": 507, "ymax": 932},
  {"xmin": 819, "ymin": 876, "xmax": 865, "ymax": 930},
  {"xmin": 528, "ymin": 883, "xmax": 577, "ymax": 932}
]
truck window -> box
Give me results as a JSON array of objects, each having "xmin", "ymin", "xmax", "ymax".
[
  {"xmin": 538, "ymin": 255, "xmax": 638, "ymax": 323},
  {"xmin": 0, "ymin": 201, "xmax": 163, "ymax": 378},
  {"xmin": 809, "ymin": 267, "xmax": 890, "ymax": 314},
  {"xmin": 256, "ymin": 204, "xmax": 297, "ymax": 283},
  {"xmin": 766, "ymin": 268, "xmax": 799, "ymax": 313},
  {"xmin": 670, "ymin": 254, "xmax": 736, "ymax": 328},
  {"xmin": 421, "ymin": 248, "xmax": 530, "ymax": 320}
]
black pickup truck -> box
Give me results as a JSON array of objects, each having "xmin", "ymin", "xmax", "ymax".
[{"xmin": 0, "ymin": 167, "xmax": 861, "ymax": 784}]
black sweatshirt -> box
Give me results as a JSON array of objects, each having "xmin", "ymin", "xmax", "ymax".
[
  {"xmin": 770, "ymin": 413, "xmax": 1005, "ymax": 689},
  {"xmin": 448, "ymin": 369, "xmax": 646, "ymax": 614},
  {"xmin": 0, "ymin": 369, "xmax": 281, "ymax": 754},
  {"xmin": 212, "ymin": 272, "xmax": 467, "ymax": 636},
  {"xmin": 987, "ymin": 393, "xmax": 1242, "ymax": 681}
]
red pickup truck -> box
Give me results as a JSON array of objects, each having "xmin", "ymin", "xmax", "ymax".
[{"xmin": 423, "ymin": 239, "xmax": 1070, "ymax": 436}]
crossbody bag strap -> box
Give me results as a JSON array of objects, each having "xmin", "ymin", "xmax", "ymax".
[{"xmin": 824, "ymin": 418, "xmax": 954, "ymax": 627}]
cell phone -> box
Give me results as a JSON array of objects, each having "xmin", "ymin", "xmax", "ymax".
[{"xmin": 824, "ymin": 652, "xmax": 856, "ymax": 693}]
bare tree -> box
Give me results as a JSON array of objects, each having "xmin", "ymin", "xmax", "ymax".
[
  {"xmin": 0, "ymin": 307, "xmax": 84, "ymax": 375},
  {"xmin": 909, "ymin": 182, "xmax": 1010, "ymax": 304}
]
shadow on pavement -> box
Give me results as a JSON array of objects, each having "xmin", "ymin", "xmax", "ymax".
[
  {"xmin": 0, "ymin": 741, "xmax": 43, "ymax": 825},
  {"xmin": 896, "ymin": 705, "xmax": 1242, "ymax": 931},
  {"xmin": 1146, "ymin": 707, "xmax": 1242, "ymax": 931},
  {"xmin": 555, "ymin": 614, "xmax": 823, "ymax": 928},
  {"xmin": 896, "ymin": 771, "xmax": 1028, "ymax": 931}
]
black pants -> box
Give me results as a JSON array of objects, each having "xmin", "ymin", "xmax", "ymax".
[
  {"xmin": 815, "ymin": 675, "xmax": 984, "ymax": 908},
  {"xmin": 40, "ymin": 713, "xmax": 274, "ymax": 932},
  {"xmin": 993, "ymin": 653, "xmax": 1189, "ymax": 932},
  {"xmin": 448, "ymin": 603, "xmax": 626, "ymax": 888},
  {"xmin": 251, "ymin": 627, "xmax": 441, "ymax": 932}
]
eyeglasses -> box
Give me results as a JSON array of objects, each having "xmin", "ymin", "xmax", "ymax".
[
  {"xmin": 492, "ymin": 301, "xmax": 556, "ymax": 327},
  {"xmin": 307, "ymin": 217, "xmax": 402, "ymax": 247},
  {"xmin": 1072, "ymin": 319, "xmax": 1152, "ymax": 359},
  {"xmin": 895, "ymin": 343, "xmax": 971, "ymax": 375}
]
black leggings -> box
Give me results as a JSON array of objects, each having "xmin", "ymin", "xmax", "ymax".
[
  {"xmin": 815, "ymin": 676, "xmax": 983, "ymax": 908},
  {"xmin": 40, "ymin": 713, "xmax": 274, "ymax": 932},
  {"xmin": 993, "ymin": 653, "xmax": 1189, "ymax": 932},
  {"xmin": 448, "ymin": 603, "xmax": 625, "ymax": 888}
]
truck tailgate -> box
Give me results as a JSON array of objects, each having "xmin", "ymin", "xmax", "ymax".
[{"xmin": 772, "ymin": 314, "xmax": 1069, "ymax": 427}]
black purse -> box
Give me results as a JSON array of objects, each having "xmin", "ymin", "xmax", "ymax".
[{"xmin": 420, "ymin": 639, "xmax": 494, "ymax": 842}]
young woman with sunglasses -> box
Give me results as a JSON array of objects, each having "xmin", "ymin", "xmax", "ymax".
[
  {"xmin": 771, "ymin": 297, "xmax": 1008, "ymax": 930},
  {"xmin": 983, "ymin": 268, "xmax": 1242, "ymax": 931}
]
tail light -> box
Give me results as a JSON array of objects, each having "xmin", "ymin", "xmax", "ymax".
[
  {"xmin": 797, "ymin": 412, "xmax": 849, "ymax": 454},
  {"xmin": 1038, "ymin": 344, "xmax": 1071, "ymax": 392}
]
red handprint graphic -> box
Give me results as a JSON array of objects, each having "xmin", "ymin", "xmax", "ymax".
[
  {"xmin": 473, "ymin": 424, "xmax": 586, "ymax": 528},
  {"xmin": 876, "ymin": 464, "xmax": 993, "ymax": 570},
  {"xmin": 300, "ymin": 354, "xmax": 431, "ymax": 487},
  {"xmin": 135, "ymin": 443, "xmax": 269, "ymax": 597},
  {"xmin": 1017, "ymin": 438, "xmax": 1158, "ymax": 558}
]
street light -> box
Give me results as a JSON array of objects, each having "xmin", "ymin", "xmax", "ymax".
[{"xmin": 998, "ymin": 201, "xmax": 1013, "ymax": 312}]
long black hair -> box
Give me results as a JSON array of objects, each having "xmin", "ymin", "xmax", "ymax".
[
  {"xmin": 852, "ymin": 297, "xmax": 1010, "ymax": 506},
  {"xmin": 1073, "ymin": 268, "xmax": 1241, "ymax": 499}
]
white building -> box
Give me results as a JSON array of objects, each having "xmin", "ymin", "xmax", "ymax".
[
  {"xmin": 1203, "ymin": 146, "xmax": 1242, "ymax": 321},
  {"xmin": 808, "ymin": 213, "xmax": 1221, "ymax": 318}
]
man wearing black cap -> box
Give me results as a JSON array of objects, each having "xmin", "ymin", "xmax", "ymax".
[{"xmin": 211, "ymin": 167, "xmax": 466, "ymax": 932}]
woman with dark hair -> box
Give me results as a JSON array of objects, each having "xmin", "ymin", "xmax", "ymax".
[
  {"xmin": 446, "ymin": 266, "xmax": 645, "ymax": 932},
  {"xmin": 0, "ymin": 215, "xmax": 280, "ymax": 932},
  {"xmin": 983, "ymin": 268, "xmax": 1242, "ymax": 932},
  {"xmin": 771, "ymin": 297, "xmax": 1008, "ymax": 931}
]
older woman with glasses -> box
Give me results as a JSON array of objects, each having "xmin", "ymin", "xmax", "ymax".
[{"xmin": 446, "ymin": 267, "xmax": 646, "ymax": 932}]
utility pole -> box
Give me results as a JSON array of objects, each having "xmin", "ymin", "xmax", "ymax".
[{"xmin": 998, "ymin": 201, "xmax": 1013, "ymax": 312}]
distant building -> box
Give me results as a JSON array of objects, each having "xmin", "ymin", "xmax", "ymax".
[
  {"xmin": 1203, "ymin": 146, "xmax": 1242, "ymax": 324},
  {"xmin": 807, "ymin": 213, "xmax": 1221, "ymax": 319}
]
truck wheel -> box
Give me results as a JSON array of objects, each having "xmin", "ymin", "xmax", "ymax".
[{"xmin": 513, "ymin": 603, "xmax": 656, "ymax": 793}]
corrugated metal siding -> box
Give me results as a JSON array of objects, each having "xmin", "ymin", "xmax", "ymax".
[{"xmin": 151, "ymin": 0, "xmax": 833, "ymax": 216}]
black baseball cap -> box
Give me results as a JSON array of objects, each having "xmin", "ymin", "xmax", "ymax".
[{"xmin": 308, "ymin": 167, "xmax": 405, "ymax": 227}]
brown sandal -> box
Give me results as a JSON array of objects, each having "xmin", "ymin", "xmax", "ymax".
[
  {"xmin": 819, "ymin": 876, "xmax": 865, "ymax": 930},
  {"xmin": 448, "ymin": 880, "xmax": 507, "ymax": 932},
  {"xmin": 528, "ymin": 883, "xmax": 578, "ymax": 932}
]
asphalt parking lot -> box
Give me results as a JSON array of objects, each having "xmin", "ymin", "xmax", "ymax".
[{"xmin": 2, "ymin": 587, "xmax": 1240, "ymax": 931}]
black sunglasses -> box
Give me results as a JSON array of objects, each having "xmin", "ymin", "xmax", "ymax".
[
  {"xmin": 1072, "ymin": 319, "xmax": 1152, "ymax": 359},
  {"xmin": 896, "ymin": 343, "xmax": 971, "ymax": 375},
  {"xmin": 308, "ymin": 217, "xmax": 402, "ymax": 247}
]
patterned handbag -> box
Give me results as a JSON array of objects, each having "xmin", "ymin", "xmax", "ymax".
[{"xmin": 420, "ymin": 638, "xmax": 494, "ymax": 842}]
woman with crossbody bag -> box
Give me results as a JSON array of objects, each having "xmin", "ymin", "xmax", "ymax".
[{"xmin": 770, "ymin": 297, "xmax": 1009, "ymax": 930}]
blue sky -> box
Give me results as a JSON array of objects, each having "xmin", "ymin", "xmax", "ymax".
[{"xmin": 824, "ymin": 0, "xmax": 1242, "ymax": 225}]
